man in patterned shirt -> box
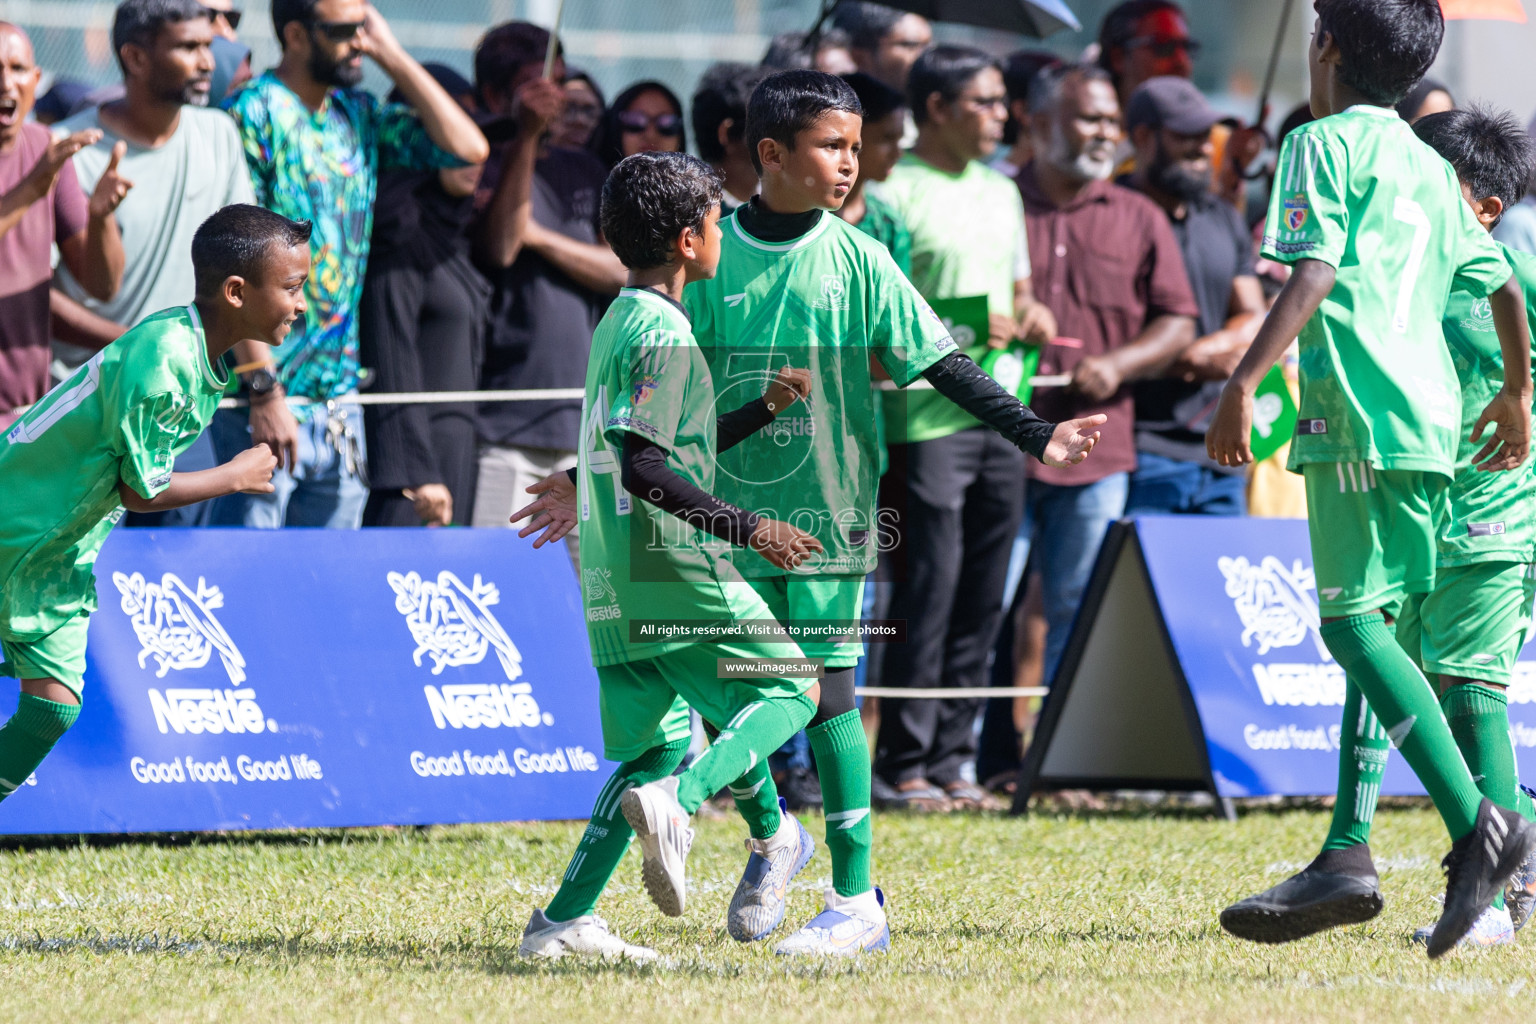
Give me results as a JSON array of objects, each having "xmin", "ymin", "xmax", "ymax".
[{"xmin": 210, "ymin": 0, "xmax": 487, "ymax": 528}]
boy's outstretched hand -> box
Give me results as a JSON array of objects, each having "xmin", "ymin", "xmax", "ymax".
[
  {"xmin": 1472, "ymin": 387, "xmax": 1533, "ymax": 472},
  {"xmin": 764, "ymin": 366, "xmax": 812, "ymax": 414},
  {"xmin": 510, "ymin": 471, "xmax": 577, "ymax": 548},
  {"xmin": 749, "ymin": 518, "xmax": 823, "ymax": 571},
  {"xmin": 1206, "ymin": 385, "xmax": 1253, "ymax": 467},
  {"xmin": 230, "ymin": 445, "xmax": 277, "ymax": 494},
  {"xmin": 1041, "ymin": 414, "xmax": 1108, "ymax": 468}
]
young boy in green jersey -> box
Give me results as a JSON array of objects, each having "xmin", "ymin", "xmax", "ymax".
[
  {"xmin": 1208, "ymin": 0, "xmax": 1536, "ymax": 958},
  {"xmin": 682, "ymin": 69, "xmax": 1106, "ymax": 956},
  {"xmin": 0, "ymin": 203, "xmax": 304, "ymax": 804},
  {"xmin": 510, "ymin": 150, "xmax": 836, "ymax": 962}
]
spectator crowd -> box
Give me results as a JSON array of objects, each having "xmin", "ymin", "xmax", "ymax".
[{"xmin": 4, "ymin": 0, "xmax": 1529, "ymax": 812}]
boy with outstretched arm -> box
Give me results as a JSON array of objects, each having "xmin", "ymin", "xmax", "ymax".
[
  {"xmin": 510, "ymin": 151, "xmax": 833, "ymax": 961},
  {"xmin": 682, "ymin": 69, "xmax": 1104, "ymax": 956},
  {"xmin": 0, "ymin": 204, "xmax": 300, "ymax": 804},
  {"xmin": 1207, "ymin": 0, "xmax": 1536, "ymax": 959}
]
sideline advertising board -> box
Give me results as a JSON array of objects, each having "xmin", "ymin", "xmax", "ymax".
[
  {"xmin": 1017, "ymin": 516, "xmax": 1536, "ymax": 814},
  {"xmin": 0, "ymin": 530, "xmax": 610, "ymax": 834}
]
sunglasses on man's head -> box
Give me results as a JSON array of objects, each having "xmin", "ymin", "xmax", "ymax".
[
  {"xmin": 310, "ymin": 19, "xmax": 365, "ymax": 42},
  {"xmin": 617, "ymin": 111, "xmax": 683, "ymax": 136},
  {"xmin": 203, "ymin": 6, "xmax": 243, "ymax": 29}
]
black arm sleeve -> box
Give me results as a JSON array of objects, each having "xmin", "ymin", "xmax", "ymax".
[
  {"xmin": 716, "ymin": 396, "xmax": 775, "ymax": 452},
  {"xmin": 565, "ymin": 466, "xmax": 577, "ymax": 485},
  {"xmin": 620, "ymin": 433, "xmax": 761, "ymax": 548},
  {"xmin": 920, "ymin": 352, "xmax": 1056, "ymax": 461}
]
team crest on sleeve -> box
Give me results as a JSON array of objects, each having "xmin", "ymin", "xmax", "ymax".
[
  {"xmin": 1283, "ymin": 193, "xmax": 1310, "ymax": 231},
  {"xmin": 631, "ymin": 375, "xmax": 660, "ymax": 406}
]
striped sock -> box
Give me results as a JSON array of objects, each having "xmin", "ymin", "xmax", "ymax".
[{"xmin": 544, "ymin": 739, "xmax": 688, "ymax": 922}]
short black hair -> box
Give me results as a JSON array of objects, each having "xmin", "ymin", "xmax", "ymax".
[
  {"xmin": 761, "ymin": 27, "xmax": 853, "ymax": 71},
  {"xmin": 693, "ymin": 62, "xmax": 770, "ymax": 163},
  {"xmin": 600, "ymin": 152, "xmax": 722, "ymax": 270},
  {"xmin": 1028, "ymin": 62, "xmax": 1114, "ymax": 114},
  {"xmin": 590, "ymin": 80, "xmax": 688, "ymax": 171},
  {"xmin": 1096, "ymin": 1, "xmax": 1184, "ymax": 78},
  {"xmin": 1001, "ymin": 49, "xmax": 1061, "ymax": 144},
  {"xmin": 1413, "ymin": 105, "xmax": 1534, "ymax": 216},
  {"xmin": 841, "ymin": 71, "xmax": 904, "ymax": 124},
  {"xmin": 830, "ymin": 1, "xmax": 906, "ymax": 52},
  {"xmin": 269, "ymin": 0, "xmax": 319, "ymax": 44},
  {"xmin": 745, "ymin": 69, "xmax": 863, "ymax": 175},
  {"xmin": 1314, "ymin": 0, "xmax": 1443, "ymax": 106},
  {"xmin": 474, "ymin": 21, "xmax": 559, "ymax": 101},
  {"xmin": 112, "ymin": 0, "xmax": 208, "ymax": 72},
  {"xmin": 908, "ymin": 45, "xmax": 999, "ymax": 125},
  {"xmin": 193, "ymin": 204, "xmax": 313, "ymax": 296}
]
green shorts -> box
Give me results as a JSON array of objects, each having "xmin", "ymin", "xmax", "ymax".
[
  {"xmin": 1303, "ymin": 462, "xmax": 1448, "ymax": 618},
  {"xmin": 1397, "ymin": 561, "xmax": 1536, "ymax": 686},
  {"xmin": 0, "ymin": 613, "xmax": 89, "ymax": 698},
  {"xmin": 595, "ymin": 581, "xmax": 814, "ymax": 761},
  {"xmin": 748, "ymin": 574, "xmax": 867, "ymax": 668}
]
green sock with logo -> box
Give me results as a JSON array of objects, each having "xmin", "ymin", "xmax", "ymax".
[
  {"xmin": 727, "ymin": 758, "xmax": 782, "ymax": 840},
  {"xmin": 0, "ymin": 693, "xmax": 80, "ymax": 802},
  {"xmin": 809, "ymin": 709, "xmax": 873, "ymax": 897},
  {"xmin": 1442, "ymin": 683, "xmax": 1520, "ymax": 910},
  {"xmin": 1321, "ymin": 615, "xmax": 1483, "ymax": 840},
  {"xmin": 544, "ymin": 738, "xmax": 688, "ymax": 922},
  {"xmin": 676, "ymin": 694, "xmax": 816, "ymax": 813},
  {"xmin": 1321, "ymin": 680, "xmax": 1391, "ymax": 851}
]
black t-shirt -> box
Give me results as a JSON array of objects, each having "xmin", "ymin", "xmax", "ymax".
[
  {"xmin": 1129, "ymin": 191, "xmax": 1254, "ymax": 467},
  {"xmin": 478, "ymin": 145, "xmax": 609, "ymax": 449}
]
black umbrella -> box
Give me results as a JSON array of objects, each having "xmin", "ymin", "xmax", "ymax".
[{"xmin": 809, "ymin": 0, "xmax": 1081, "ymax": 41}]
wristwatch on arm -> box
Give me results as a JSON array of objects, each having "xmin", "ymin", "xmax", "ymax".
[{"xmin": 238, "ymin": 363, "xmax": 280, "ymax": 401}]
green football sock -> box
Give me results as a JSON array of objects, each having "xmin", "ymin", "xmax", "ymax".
[
  {"xmin": 809, "ymin": 709, "xmax": 872, "ymax": 897},
  {"xmin": 544, "ymin": 738, "xmax": 688, "ymax": 922},
  {"xmin": 0, "ymin": 693, "xmax": 80, "ymax": 801},
  {"xmin": 1321, "ymin": 680, "xmax": 1390, "ymax": 851},
  {"xmin": 1321, "ymin": 614, "xmax": 1483, "ymax": 840},
  {"xmin": 1441, "ymin": 682, "xmax": 1518, "ymax": 910},
  {"xmin": 727, "ymin": 757, "xmax": 782, "ymax": 840},
  {"xmin": 676, "ymin": 694, "xmax": 815, "ymax": 813}
]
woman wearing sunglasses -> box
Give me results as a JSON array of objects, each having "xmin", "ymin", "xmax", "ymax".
[{"xmin": 589, "ymin": 80, "xmax": 687, "ymax": 170}]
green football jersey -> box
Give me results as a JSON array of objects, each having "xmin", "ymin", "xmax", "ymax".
[
  {"xmin": 878, "ymin": 155, "xmax": 1031, "ymax": 443},
  {"xmin": 684, "ymin": 211, "xmax": 958, "ymax": 578},
  {"xmin": 1437, "ymin": 241, "xmax": 1536, "ymax": 566},
  {"xmin": 0, "ymin": 306, "xmax": 230, "ymax": 639},
  {"xmin": 578, "ymin": 288, "xmax": 754, "ymax": 666},
  {"xmin": 1262, "ymin": 105, "xmax": 1512, "ymax": 476}
]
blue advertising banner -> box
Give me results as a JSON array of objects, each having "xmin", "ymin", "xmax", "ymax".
[
  {"xmin": 1136, "ymin": 515, "xmax": 1536, "ymax": 799},
  {"xmin": 0, "ymin": 530, "xmax": 612, "ymax": 834}
]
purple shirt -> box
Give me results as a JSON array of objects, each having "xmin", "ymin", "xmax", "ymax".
[
  {"xmin": 1016, "ymin": 164, "xmax": 1198, "ymax": 486},
  {"xmin": 0, "ymin": 123, "xmax": 89, "ymax": 426}
]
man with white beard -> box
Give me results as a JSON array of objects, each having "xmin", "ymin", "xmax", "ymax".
[{"xmin": 1011, "ymin": 63, "xmax": 1198, "ymax": 682}]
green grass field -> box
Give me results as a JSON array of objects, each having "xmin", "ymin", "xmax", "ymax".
[{"xmin": 2, "ymin": 805, "xmax": 1534, "ymax": 1023}]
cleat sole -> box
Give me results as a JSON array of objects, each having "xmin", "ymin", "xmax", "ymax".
[{"xmin": 1220, "ymin": 890, "xmax": 1384, "ymax": 944}]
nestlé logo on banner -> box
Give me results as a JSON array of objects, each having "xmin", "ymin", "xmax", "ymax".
[{"xmin": 387, "ymin": 570, "xmax": 599, "ymax": 780}]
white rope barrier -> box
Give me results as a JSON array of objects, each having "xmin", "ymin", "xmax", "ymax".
[
  {"xmin": 214, "ymin": 375, "xmax": 1072, "ymax": 409},
  {"xmin": 854, "ymin": 686, "xmax": 1049, "ymax": 699}
]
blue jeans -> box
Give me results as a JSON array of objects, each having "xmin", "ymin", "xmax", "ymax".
[
  {"xmin": 1004, "ymin": 472, "xmax": 1129, "ymax": 683},
  {"xmin": 207, "ymin": 400, "xmax": 368, "ymax": 528},
  {"xmin": 1124, "ymin": 451, "xmax": 1247, "ymax": 517}
]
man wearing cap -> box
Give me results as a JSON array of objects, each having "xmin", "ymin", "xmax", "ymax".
[{"xmin": 1120, "ymin": 76, "xmax": 1264, "ymax": 516}]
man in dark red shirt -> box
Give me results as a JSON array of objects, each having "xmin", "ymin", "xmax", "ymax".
[{"xmin": 1013, "ymin": 63, "xmax": 1197, "ymax": 679}]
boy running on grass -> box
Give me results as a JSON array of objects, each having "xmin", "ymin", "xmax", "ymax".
[
  {"xmin": 511, "ymin": 151, "xmax": 830, "ymax": 962},
  {"xmin": 0, "ymin": 204, "xmax": 299, "ymax": 803},
  {"xmin": 1207, "ymin": 0, "xmax": 1536, "ymax": 959},
  {"xmin": 683, "ymin": 69, "xmax": 1104, "ymax": 956}
]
